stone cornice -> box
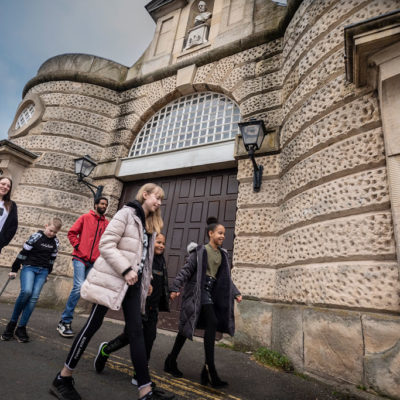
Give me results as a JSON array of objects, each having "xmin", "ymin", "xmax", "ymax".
[
  {"xmin": 345, "ymin": 8, "xmax": 400, "ymax": 87},
  {"xmin": 37, "ymin": 53, "xmax": 128, "ymax": 82},
  {"xmin": 23, "ymin": 0, "xmax": 302, "ymax": 97},
  {"xmin": 145, "ymin": 0, "xmax": 188, "ymax": 22},
  {"xmin": 0, "ymin": 140, "xmax": 38, "ymax": 163}
]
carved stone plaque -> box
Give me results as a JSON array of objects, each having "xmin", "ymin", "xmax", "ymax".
[{"xmin": 184, "ymin": 23, "xmax": 209, "ymax": 50}]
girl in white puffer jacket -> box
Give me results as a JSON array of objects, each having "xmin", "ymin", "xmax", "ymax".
[{"xmin": 50, "ymin": 183, "xmax": 174, "ymax": 400}]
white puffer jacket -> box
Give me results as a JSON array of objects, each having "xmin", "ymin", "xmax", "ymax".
[{"xmin": 81, "ymin": 205, "xmax": 155, "ymax": 312}]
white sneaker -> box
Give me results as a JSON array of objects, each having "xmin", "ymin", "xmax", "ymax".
[{"xmin": 57, "ymin": 321, "xmax": 74, "ymax": 338}]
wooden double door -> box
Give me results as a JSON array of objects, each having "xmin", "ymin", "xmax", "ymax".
[{"xmin": 118, "ymin": 168, "xmax": 238, "ymax": 331}]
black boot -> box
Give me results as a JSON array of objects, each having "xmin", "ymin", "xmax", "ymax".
[
  {"xmin": 164, "ymin": 354, "xmax": 183, "ymax": 378},
  {"xmin": 200, "ymin": 364, "xmax": 228, "ymax": 388},
  {"xmin": 1, "ymin": 321, "xmax": 17, "ymax": 341},
  {"xmin": 14, "ymin": 326, "xmax": 29, "ymax": 343}
]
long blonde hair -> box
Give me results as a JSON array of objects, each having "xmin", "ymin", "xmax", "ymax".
[{"xmin": 135, "ymin": 183, "xmax": 164, "ymax": 234}]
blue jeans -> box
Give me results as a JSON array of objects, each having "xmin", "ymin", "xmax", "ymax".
[
  {"xmin": 61, "ymin": 259, "xmax": 93, "ymax": 323},
  {"xmin": 11, "ymin": 265, "xmax": 49, "ymax": 326}
]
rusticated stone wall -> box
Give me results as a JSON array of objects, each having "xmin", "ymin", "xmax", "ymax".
[
  {"xmin": 2, "ymin": 35, "xmax": 283, "ymax": 305},
  {"xmin": 2, "ymin": 0, "xmax": 400, "ymax": 397},
  {"xmin": 232, "ymin": 0, "xmax": 400, "ymax": 398},
  {"xmin": 3, "ymin": 83, "xmax": 125, "ymax": 303},
  {"xmin": 4, "ymin": 77, "xmax": 180, "ymax": 285}
]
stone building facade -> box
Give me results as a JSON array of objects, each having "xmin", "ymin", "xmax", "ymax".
[{"xmin": 1, "ymin": 0, "xmax": 400, "ymax": 398}]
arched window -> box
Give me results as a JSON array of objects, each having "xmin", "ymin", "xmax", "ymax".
[
  {"xmin": 129, "ymin": 92, "xmax": 240, "ymax": 157},
  {"xmin": 15, "ymin": 103, "xmax": 35, "ymax": 130}
]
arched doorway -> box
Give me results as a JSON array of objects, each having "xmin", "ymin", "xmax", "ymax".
[{"xmin": 114, "ymin": 92, "xmax": 241, "ymax": 331}]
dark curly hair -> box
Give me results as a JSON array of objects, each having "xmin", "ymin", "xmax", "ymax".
[{"xmin": 206, "ymin": 216, "xmax": 222, "ymax": 237}]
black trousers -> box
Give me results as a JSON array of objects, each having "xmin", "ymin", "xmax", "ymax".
[
  {"xmin": 64, "ymin": 279, "xmax": 151, "ymax": 388},
  {"xmin": 170, "ymin": 303, "xmax": 218, "ymax": 368},
  {"xmin": 105, "ymin": 306, "xmax": 159, "ymax": 362}
]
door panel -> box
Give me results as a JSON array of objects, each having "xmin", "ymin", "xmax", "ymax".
[{"xmin": 109, "ymin": 169, "xmax": 238, "ymax": 332}]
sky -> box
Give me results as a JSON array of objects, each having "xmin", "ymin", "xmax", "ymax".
[{"xmin": 0, "ymin": 0, "xmax": 156, "ymax": 140}]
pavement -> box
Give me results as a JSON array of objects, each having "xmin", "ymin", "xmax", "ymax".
[{"xmin": 0, "ymin": 301, "xmax": 378, "ymax": 400}]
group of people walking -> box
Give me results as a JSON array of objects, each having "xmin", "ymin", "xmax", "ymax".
[{"xmin": 0, "ymin": 177, "xmax": 242, "ymax": 400}]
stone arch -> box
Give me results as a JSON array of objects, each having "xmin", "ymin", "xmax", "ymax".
[
  {"xmin": 118, "ymin": 86, "xmax": 241, "ymax": 180},
  {"xmin": 125, "ymin": 76, "xmax": 240, "ymax": 151}
]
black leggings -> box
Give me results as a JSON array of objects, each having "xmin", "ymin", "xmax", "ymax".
[
  {"xmin": 64, "ymin": 280, "xmax": 151, "ymax": 388},
  {"xmin": 104, "ymin": 307, "xmax": 159, "ymax": 361},
  {"xmin": 170, "ymin": 304, "xmax": 218, "ymax": 368}
]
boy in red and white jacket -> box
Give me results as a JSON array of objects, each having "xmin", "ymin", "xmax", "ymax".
[{"xmin": 57, "ymin": 197, "xmax": 109, "ymax": 338}]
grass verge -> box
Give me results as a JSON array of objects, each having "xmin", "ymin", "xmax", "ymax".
[{"xmin": 253, "ymin": 347, "xmax": 294, "ymax": 372}]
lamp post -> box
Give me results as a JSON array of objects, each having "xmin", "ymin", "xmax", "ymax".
[
  {"xmin": 238, "ymin": 120, "xmax": 268, "ymax": 192},
  {"xmin": 74, "ymin": 155, "xmax": 104, "ymax": 201}
]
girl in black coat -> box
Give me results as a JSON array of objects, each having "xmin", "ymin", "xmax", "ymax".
[
  {"xmin": 0, "ymin": 177, "xmax": 18, "ymax": 253},
  {"xmin": 164, "ymin": 217, "xmax": 242, "ymax": 388},
  {"xmin": 93, "ymin": 234, "xmax": 171, "ymax": 375}
]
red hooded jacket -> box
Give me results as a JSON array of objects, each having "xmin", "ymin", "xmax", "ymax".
[{"xmin": 67, "ymin": 210, "xmax": 109, "ymax": 264}]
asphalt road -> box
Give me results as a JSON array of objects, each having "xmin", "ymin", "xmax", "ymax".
[{"xmin": 0, "ymin": 302, "xmax": 369, "ymax": 400}]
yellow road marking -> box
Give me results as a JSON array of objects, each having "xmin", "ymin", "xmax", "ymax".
[{"xmin": 0, "ymin": 319, "xmax": 242, "ymax": 400}]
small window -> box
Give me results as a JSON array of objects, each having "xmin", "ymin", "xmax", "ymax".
[{"xmin": 15, "ymin": 104, "xmax": 35, "ymax": 130}]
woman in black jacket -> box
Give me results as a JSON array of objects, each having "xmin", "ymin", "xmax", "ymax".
[
  {"xmin": 164, "ymin": 217, "xmax": 242, "ymax": 388},
  {"xmin": 0, "ymin": 177, "xmax": 18, "ymax": 253}
]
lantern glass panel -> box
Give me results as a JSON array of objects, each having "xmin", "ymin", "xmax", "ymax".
[
  {"xmin": 256, "ymin": 124, "xmax": 264, "ymax": 149},
  {"xmin": 242, "ymin": 124, "xmax": 261, "ymax": 148},
  {"xmin": 74, "ymin": 158, "xmax": 84, "ymax": 175},
  {"xmin": 74, "ymin": 156, "xmax": 96, "ymax": 177},
  {"xmin": 81, "ymin": 158, "xmax": 95, "ymax": 177}
]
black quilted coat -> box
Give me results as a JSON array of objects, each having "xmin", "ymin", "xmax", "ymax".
[{"xmin": 170, "ymin": 244, "xmax": 241, "ymax": 340}]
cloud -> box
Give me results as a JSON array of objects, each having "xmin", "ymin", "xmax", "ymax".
[
  {"xmin": 0, "ymin": 59, "xmax": 28, "ymax": 138},
  {"xmin": 0, "ymin": 0, "xmax": 155, "ymax": 139}
]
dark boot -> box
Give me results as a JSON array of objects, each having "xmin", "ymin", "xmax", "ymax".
[
  {"xmin": 1, "ymin": 321, "xmax": 16, "ymax": 341},
  {"xmin": 164, "ymin": 354, "xmax": 183, "ymax": 378},
  {"xmin": 200, "ymin": 364, "xmax": 228, "ymax": 388},
  {"xmin": 14, "ymin": 326, "xmax": 29, "ymax": 343}
]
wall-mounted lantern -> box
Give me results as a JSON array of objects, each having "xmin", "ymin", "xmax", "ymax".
[
  {"xmin": 238, "ymin": 120, "xmax": 268, "ymax": 192},
  {"xmin": 74, "ymin": 155, "xmax": 104, "ymax": 201}
]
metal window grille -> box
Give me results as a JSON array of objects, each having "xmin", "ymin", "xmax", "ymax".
[
  {"xmin": 129, "ymin": 92, "xmax": 241, "ymax": 157},
  {"xmin": 15, "ymin": 104, "xmax": 35, "ymax": 129}
]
